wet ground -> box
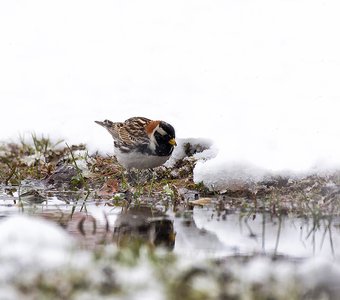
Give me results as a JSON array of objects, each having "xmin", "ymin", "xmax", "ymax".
[
  {"xmin": 1, "ymin": 185, "xmax": 339, "ymax": 260},
  {"xmin": 1, "ymin": 138, "xmax": 340, "ymax": 299},
  {"xmin": 1, "ymin": 182, "xmax": 340, "ymax": 299}
]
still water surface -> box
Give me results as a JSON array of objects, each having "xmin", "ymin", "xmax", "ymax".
[{"xmin": 1, "ymin": 187, "xmax": 339, "ymax": 260}]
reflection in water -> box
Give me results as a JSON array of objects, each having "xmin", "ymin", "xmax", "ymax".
[
  {"xmin": 58, "ymin": 205, "xmax": 340, "ymax": 259},
  {"xmin": 173, "ymin": 210, "xmax": 230, "ymax": 258},
  {"xmin": 113, "ymin": 206, "xmax": 175, "ymax": 250},
  {"xmin": 182, "ymin": 206, "xmax": 340, "ymax": 259},
  {"xmin": 60, "ymin": 206, "xmax": 176, "ymax": 250},
  {"xmin": 1, "ymin": 186, "xmax": 339, "ymax": 259}
]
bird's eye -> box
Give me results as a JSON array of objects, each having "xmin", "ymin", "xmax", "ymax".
[{"xmin": 156, "ymin": 127, "xmax": 167, "ymax": 136}]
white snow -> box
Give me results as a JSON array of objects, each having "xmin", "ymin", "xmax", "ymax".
[
  {"xmin": 1, "ymin": 0, "xmax": 340, "ymax": 190},
  {"xmin": 0, "ymin": 215, "xmax": 167, "ymax": 299},
  {"xmin": 0, "ymin": 215, "xmax": 74, "ymax": 269},
  {"xmin": 0, "ymin": 215, "xmax": 79, "ymax": 298}
]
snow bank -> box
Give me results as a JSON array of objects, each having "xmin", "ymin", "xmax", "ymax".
[
  {"xmin": 193, "ymin": 157, "xmax": 269, "ymax": 191},
  {"xmin": 192, "ymin": 137, "xmax": 340, "ymax": 191},
  {"xmin": 1, "ymin": 0, "xmax": 340, "ymax": 190},
  {"xmin": 0, "ymin": 215, "xmax": 74, "ymax": 269}
]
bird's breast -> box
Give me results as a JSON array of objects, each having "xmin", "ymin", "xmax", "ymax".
[{"xmin": 114, "ymin": 149, "xmax": 171, "ymax": 169}]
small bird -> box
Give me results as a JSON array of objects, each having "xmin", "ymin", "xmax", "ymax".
[{"xmin": 95, "ymin": 117, "xmax": 176, "ymax": 170}]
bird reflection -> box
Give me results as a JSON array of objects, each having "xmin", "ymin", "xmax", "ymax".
[{"xmin": 113, "ymin": 206, "xmax": 175, "ymax": 250}]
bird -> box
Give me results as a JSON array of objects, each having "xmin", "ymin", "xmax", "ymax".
[{"xmin": 95, "ymin": 117, "xmax": 176, "ymax": 170}]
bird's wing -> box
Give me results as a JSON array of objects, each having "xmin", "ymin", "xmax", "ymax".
[
  {"xmin": 96, "ymin": 117, "xmax": 152, "ymax": 146},
  {"xmin": 119, "ymin": 117, "xmax": 151, "ymax": 145}
]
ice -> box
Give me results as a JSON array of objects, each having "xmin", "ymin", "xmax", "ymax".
[{"xmin": 1, "ymin": 0, "xmax": 340, "ymax": 190}]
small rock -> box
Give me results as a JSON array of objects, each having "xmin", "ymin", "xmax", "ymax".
[{"xmin": 46, "ymin": 165, "xmax": 78, "ymax": 188}]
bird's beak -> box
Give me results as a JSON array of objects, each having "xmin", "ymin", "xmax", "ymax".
[{"xmin": 169, "ymin": 138, "xmax": 177, "ymax": 146}]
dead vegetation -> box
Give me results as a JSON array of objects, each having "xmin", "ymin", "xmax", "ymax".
[
  {"xmin": 1, "ymin": 135, "xmax": 340, "ymax": 217},
  {"xmin": 1, "ymin": 136, "xmax": 340, "ymax": 300}
]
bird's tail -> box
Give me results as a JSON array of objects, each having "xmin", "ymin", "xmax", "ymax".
[{"xmin": 94, "ymin": 120, "xmax": 113, "ymax": 129}]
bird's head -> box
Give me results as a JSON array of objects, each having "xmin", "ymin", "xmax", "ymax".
[{"xmin": 147, "ymin": 120, "xmax": 176, "ymax": 156}]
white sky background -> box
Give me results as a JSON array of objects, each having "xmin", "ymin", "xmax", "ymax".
[{"xmin": 1, "ymin": 0, "xmax": 340, "ymax": 176}]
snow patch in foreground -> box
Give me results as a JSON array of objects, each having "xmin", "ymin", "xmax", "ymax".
[
  {"xmin": 0, "ymin": 215, "xmax": 74, "ymax": 269},
  {"xmin": 0, "ymin": 214, "xmax": 340, "ymax": 299}
]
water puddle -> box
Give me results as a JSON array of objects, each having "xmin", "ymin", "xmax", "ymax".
[
  {"xmin": 0, "ymin": 185, "xmax": 339, "ymax": 261},
  {"xmin": 2, "ymin": 185, "xmax": 340, "ymax": 299},
  {"xmin": 175, "ymin": 207, "xmax": 339, "ymax": 259}
]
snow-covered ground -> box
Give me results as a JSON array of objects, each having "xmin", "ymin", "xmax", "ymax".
[
  {"xmin": 1, "ymin": 214, "xmax": 340, "ymax": 299},
  {"xmin": 1, "ymin": 0, "xmax": 340, "ymax": 189}
]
